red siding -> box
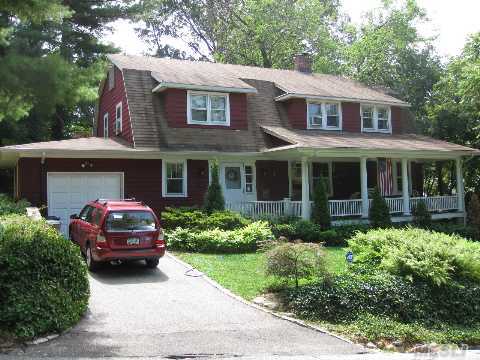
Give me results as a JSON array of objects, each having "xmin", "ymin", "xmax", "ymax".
[
  {"xmin": 255, "ymin": 161, "xmax": 289, "ymax": 200},
  {"xmin": 97, "ymin": 66, "xmax": 134, "ymax": 144},
  {"xmin": 17, "ymin": 158, "xmax": 209, "ymax": 220},
  {"xmin": 286, "ymin": 99, "xmax": 307, "ymax": 129},
  {"xmin": 164, "ymin": 89, "xmax": 248, "ymax": 129},
  {"xmin": 342, "ymin": 102, "xmax": 361, "ymax": 132},
  {"xmin": 391, "ymin": 106, "xmax": 403, "ymax": 134}
]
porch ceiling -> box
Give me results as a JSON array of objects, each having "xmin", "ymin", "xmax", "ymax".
[{"xmin": 261, "ymin": 125, "xmax": 480, "ymax": 158}]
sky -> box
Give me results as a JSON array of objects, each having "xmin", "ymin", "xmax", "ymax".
[{"xmin": 102, "ymin": 0, "xmax": 480, "ymax": 59}]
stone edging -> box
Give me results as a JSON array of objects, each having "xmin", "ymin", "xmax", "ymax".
[{"xmin": 166, "ymin": 252, "xmax": 365, "ymax": 349}]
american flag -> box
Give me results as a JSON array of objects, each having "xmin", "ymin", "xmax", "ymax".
[{"xmin": 378, "ymin": 158, "xmax": 393, "ymax": 196}]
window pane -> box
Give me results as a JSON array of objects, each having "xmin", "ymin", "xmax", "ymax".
[
  {"xmin": 377, "ymin": 107, "xmax": 388, "ymax": 120},
  {"xmin": 378, "ymin": 119, "xmax": 389, "ymax": 130},
  {"xmin": 225, "ymin": 166, "xmax": 241, "ymax": 189},
  {"xmin": 167, "ymin": 163, "xmax": 183, "ymax": 179},
  {"xmin": 167, "ymin": 179, "xmax": 183, "ymax": 194},
  {"xmin": 191, "ymin": 95, "xmax": 207, "ymax": 109},
  {"xmin": 312, "ymin": 163, "xmax": 329, "ymax": 178},
  {"xmin": 211, "ymin": 96, "xmax": 226, "ymax": 110},
  {"xmin": 326, "ymin": 115, "xmax": 338, "ymax": 127},
  {"xmin": 106, "ymin": 211, "xmax": 157, "ymax": 231},
  {"xmin": 362, "ymin": 106, "xmax": 373, "ymax": 118},
  {"xmin": 211, "ymin": 109, "xmax": 226, "ymax": 122},
  {"xmin": 363, "ymin": 117, "xmax": 373, "ymax": 129},
  {"xmin": 309, "ymin": 103, "xmax": 322, "ymax": 116},
  {"xmin": 325, "ymin": 103, "xmax": 338, "ymax": 116},
  {"xmin": 192, "ymin": 109, "xmax": 207, "ymax": 122}
]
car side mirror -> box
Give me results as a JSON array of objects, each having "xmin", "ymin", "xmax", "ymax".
[{"xmin": 70, "ymin": 214, "xmax": 78, "ymax": 219}]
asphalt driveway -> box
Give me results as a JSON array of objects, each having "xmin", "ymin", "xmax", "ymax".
[{"xmin": 8, "ymin": 254, "xmax": 364, "ymax": 358}]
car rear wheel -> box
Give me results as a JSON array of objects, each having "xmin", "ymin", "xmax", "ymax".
[
  {"xmin": 86, "ymin": 244, "xmax": 100, "ymax": 272},
  {"xmin": 145, "ymin": 258, "xmax": 159, "ymax": 269}
]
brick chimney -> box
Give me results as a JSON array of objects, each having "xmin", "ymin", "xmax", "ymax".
[{"xmin": 294, "ymin": 53, "xmax": 312, "ymax": 73}]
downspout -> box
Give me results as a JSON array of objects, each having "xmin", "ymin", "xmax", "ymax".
[{"xmin": 40, "ymin": 152, "xmax": 47, "ymax": 215}]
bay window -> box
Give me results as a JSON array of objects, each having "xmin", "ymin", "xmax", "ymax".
[
  {"xmin": 162, "ymin": 160, "xmax": 187, "ymax": 197},
  {"xmin": 307, "ymin": 101, "xmax": 341, "ymax": 130},
  {"xmin": 188, "ymin": 91, "xmax": 230, "ymax": 126},
  {"xmin": 361, "ymin": 104, "xmax": 391, "ymax": 133}
]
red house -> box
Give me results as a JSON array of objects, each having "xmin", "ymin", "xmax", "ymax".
[{"xmin": 0, "ymin": 54, "xmax": 477, "ymax": 234}]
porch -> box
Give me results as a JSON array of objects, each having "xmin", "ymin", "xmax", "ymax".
[{"xmin": 224, "ymin": 156, "xmax": 466, "ymax": 223}]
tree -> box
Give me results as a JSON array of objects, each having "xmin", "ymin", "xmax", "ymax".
[
  {"xmin": 468, "ymin": 193, "xmax": 480, "ymax": 238},
  {"xmin": 412, "ymin": 200, "xmax": 431, "ymax": 228},
  {"xmin": 344, "ymin": 0, "xmax": 441, "ymax": 125},
  {"xmin": 137, "ymin": 0, "xmax": 346, "ymax": 72},
  {"xmin": 369, "ymin": 187, "xmax": 391, "ymax": 228},
  {"xmin": 311, "ymin": 178, "xmax": 331, "ymax": 229},
  {"xmin": 426, "ymin": 32, "xmax": 480, "ymax": 193},
  {"xmin": 204, "ymin": 161, "xmax": 225, "ymax": 213}
]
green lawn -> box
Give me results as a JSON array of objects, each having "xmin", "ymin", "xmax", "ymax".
[{"xmin": 174, "ymin": 247, "xmax": 348, "ymax": 300}]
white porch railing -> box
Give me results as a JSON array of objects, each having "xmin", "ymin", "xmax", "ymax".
[
  {"xmin": 410, "ymin": 195, "xmax": 458, "ymax": 212},
  {"xmin": 226, "ymin": 195, "xmax": 460, "ymax": 219}
]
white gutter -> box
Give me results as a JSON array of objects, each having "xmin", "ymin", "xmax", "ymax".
[
  {"xmin": 274, "ymin": 93, "xmax": 411, "ymax": 108},
  {"xmin": 152, "ymin": 82, "xmax": 258, "ymax": 94}
]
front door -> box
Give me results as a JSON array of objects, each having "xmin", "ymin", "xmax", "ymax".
[{"xmin": 220, "ymin": 163, "xmax": 244, "ymax": 203}]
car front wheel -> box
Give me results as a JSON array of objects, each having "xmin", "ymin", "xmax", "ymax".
[{"xmin": 86, "ymin": 244, "xmax": 100, "ymax": 272}]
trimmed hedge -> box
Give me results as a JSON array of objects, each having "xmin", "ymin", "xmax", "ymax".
[
  {"xmin": 287, "ymin": 271, "xmax": 480, "ymax": 325},
  {"xmin": 271, "ymin": 220, "xmax": 370, "ymax": 246},
  {"xmin": 0, "ymin": 215, "xmax": 89, "ymax": 338},
  {"xmin": 161, "ymin": 207, "xmax": 250, "ymax": 231},
  {"xmin": 167, "ymin": 221, "xmax": 273, "ymax": 253}
]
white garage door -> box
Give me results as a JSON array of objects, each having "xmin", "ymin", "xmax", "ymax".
[{"xmin": 47, "ymin": 173, "xmax": 123, "ymax": 235}]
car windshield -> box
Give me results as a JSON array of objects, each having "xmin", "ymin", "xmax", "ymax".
[{"xmin": 105, "ymin": 211, "xmax": 157, "ymax": 232}]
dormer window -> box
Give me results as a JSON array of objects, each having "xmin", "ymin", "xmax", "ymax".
[
  {"xmin": 187, "ymin": 91, "xmax": 230, "ymax": 126},
  {"xmin": 307, "ymin": 101, "xmax": 341, "ymax": 130},
  {"xmin": 361, "ymin": 104, "xmax": 391, "ymax": 133}
]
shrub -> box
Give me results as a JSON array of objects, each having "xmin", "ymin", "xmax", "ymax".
[
  {"xmin": 369, "ymin": 187, "xmax": 391, "ymax": 228},
  {"xmin": 349, "ymin": 227, "xmax": 480, "ymax": 286},
  {"xmin": 0, "ymin": 215, "xmax": 89, "ymax": 338},
  {"xmin": 204, "ymin": 161, "xmax": 225, "ymax": 214},
  {"xmin": 286, "ymin": 271, "xmax": 480, "ymax": 325},
  {"xmin": 167, "ymin": 221, "xmax": 273, "ymax": 253},
  {"xmin": 0, "ymin": 194, "xmax": 29, "ymax": 216},
  {"xmin": 311, "ymin": 179, "xmax": 331, "ymax": 230},
  {"xmin": 429, "ymin": 222, "xmax": 477, "ymax": 241},
  {"xmin": 468, "ymin": 193, "xmax": 480, "ymax": 238},
  {"xmin": 161, "ymin": 207, "xmax": 249, "ymax": 231},
  {"xmin": 266, "ymin": 242, "xmax": 326, "ymax": 288},
  {"xmin": 412, "ymin": 200, "xmax": 431, "ymax": 228}
]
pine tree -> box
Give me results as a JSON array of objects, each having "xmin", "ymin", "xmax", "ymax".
[
  {"xmin": 369, "ymin": 187, "xmax": 391, "ymax": 228},
  {"xmin": 468, "ymin": 193, "xmax": 480, "ymax": 238},
  {"xmin": 204, "ymin": 161, "xmax": 225, "ymax": 214},
  {"xmin": 311, "ymin": 178, "xmax": 331, "ymax": 230},
  {"xmin": 412, "ymin": 200, "xmax": 431, "ymax": 228}
]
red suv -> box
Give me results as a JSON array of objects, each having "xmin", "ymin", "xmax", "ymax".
[{"xmin": 69, "ymin": 199, "xmax": 165, "ymax": 272}]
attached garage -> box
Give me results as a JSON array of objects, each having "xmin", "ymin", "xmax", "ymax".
[{"xmin": 47, "ymin": 173, "xmax": 124, "ymax": 235}]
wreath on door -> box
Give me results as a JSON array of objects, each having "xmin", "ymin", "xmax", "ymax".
[{"xmin": 226, "ymin": 168, "xmax": 239, "ymax": 182}]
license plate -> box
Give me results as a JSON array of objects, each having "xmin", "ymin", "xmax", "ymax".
[{"xmin": 127, "ymin": 237, "xmax": 139, "ymax": 245}]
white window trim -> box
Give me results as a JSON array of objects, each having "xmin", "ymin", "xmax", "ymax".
[
  {"xmin": 306, "ymin": 101, "xmax": 342, "ymax": 130},
  {"xmin": 243, "ymin": 163, "xmax": 256, "ymax": 194},
  {"xmin": 103, "ymin": 113, "xmax": 109, "ymax": 138},
  {"xmin": 187, "ymin": 91, "xmax": 230, "ymax": 126},
  {"xmin": 162, "ymin": 159, "xmax": 188, "ymax": 198},
  {"xmin": 309, "ymin": 161, "xmax": 333, "ymax": 197},
  {"xmin": 361, "ymin": 104, "xmax": 392, "ymax": 134},
  {"xmin": 115, "ymin": 102, "xmax": 122, "ymax": 135}
]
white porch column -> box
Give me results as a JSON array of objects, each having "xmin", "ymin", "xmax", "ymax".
[
  {"xmin": 401, "ymin": 158, "xmax": 410, "ymax": 215},
  {"xmin": 456, "ymin": 157, "xmax": 465, "ymax": 212},
  {"xmin": 360, "ymin": 157, "xmax": 369, "ymax": 218},
  {"xmin": 301, "ymin": 158, "xmax": 310, "ymax": 220}
]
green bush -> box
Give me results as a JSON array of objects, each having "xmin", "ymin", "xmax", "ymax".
[
  {"xmin": 270, "ymin": 220, "xmax": 370, "ymax": 246},
  {"xmin": 0, "ymin": 215, "xmax": 89, "ymax": 338},
  {"xmin": 167, "ymin": 221, "xmax": 273, "ymax": 253},
  {"xmin": 429, "ymin": 222, "xmax": 477, "ymax": 241},
  {"xmin": 266, "ymin": 242, "xmax": 326, "ymax": 288},
  {"xmin": 349, "ymin": 227, "xmax": 480, "ymax": 286},
  {"xmin": 311, "ymin": 178, "xmax": 331, "ymax": 230},
  {"xmin": 369, "ymin": 187, "xmax": 391, "ymax": 228},
  {"xmin": 412, "ymin": 200, "xmax": 431, "ymax": 228},
  {"xmin": 161, "ymin": 207, "xmax": 249, "ymax": 231},
  {"xmin": 204, "ymin": 161, "xmax": 225, "ymax": 213},
  {"xmin": 0, "ymin": 194, "xmax": 30, "ymax": 216},
  {"xmin": 286, "ymin": 271, "xmax": 480, "ymax": 325}
]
